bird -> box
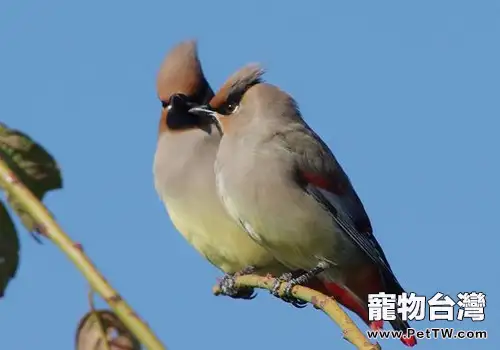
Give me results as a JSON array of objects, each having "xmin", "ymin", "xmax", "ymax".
[
  {"xmin": 152, "ymin": 41, "xmax": 289, "ymax": 299},
  {"xmin": 189, "ymin": 64, "xmax": 417, "ymax": 347}
]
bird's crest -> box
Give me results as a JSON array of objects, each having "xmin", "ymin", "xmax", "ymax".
[
  {"xmin": 209, "ymin": 63, "xmax": 265, "ymax": 109},
  {"xmin": 156, "ymin": 39, "xmax": 213, "ymax": 104}
]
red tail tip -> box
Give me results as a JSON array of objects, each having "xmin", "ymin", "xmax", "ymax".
[
  {"xmin": 401, "ymin": 335, "xmax": 417, "ymax": 347},
  {"xmin": 369, "ymin": 320, "xmax": 384, "ymax": 330}
]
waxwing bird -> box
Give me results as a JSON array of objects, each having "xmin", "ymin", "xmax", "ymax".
[
  {"xmin": 153, "ymin": 41, "xmax": 289, "ymax": 299},
  {"xmin": 189, "ymin": 64, "xmax": 417, "ymax": 347}
]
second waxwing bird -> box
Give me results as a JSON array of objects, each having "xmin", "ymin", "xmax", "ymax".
[
  {"xmin": 153, "ymin": 41, "xmax": 290, "ymax": 299},
  {"xmin": 189, "ymin": 64, "xmax": 417, "ymax": 347}
]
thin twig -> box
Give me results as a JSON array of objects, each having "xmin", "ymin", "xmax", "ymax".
[{"xmin": 213, "ymin": 274, "xmax": 381, "ymax": 350}]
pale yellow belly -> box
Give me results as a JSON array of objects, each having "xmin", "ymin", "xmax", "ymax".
[{"xmin": 165, "ymin": 205, "xmax": 281, "ymax": 275}]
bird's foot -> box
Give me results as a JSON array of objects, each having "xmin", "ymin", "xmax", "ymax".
[
  {"xmin": 235, "ymin": 265, "xmax": 257, "ymax": 276},
  {"xmin": 289, "ymin": 262, "xmax": 328, "ymax": 286},
  {"xmin": 271, "ymin": 272, "xmax": 292, "ymax": 296},
  {"xmin": 271, "ymin": 272, "xmax": 308, "ymax": 308},
  {"xmin": 271, "ymin": 263, "xmax": 329, "ymax": 308},
  {"xmin": 218, "ymin": 266, "xmax": 257, "ymax": 300}
]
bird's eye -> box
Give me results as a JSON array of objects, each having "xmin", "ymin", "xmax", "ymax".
[{"xmin": 223, "ymin": 102, "xmax": 239, "ymax": 115}]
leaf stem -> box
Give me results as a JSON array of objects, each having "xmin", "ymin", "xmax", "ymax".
[{"xmin": 88, "ymin": 290, "xmax": 112, "ymax": 350}]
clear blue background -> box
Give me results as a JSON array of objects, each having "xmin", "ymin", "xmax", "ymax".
[{"xmin": 0, "ymin": 1, "xmax": 497, "ymax": 349}]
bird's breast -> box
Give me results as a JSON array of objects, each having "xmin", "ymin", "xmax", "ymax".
[
  {"xmin": 214, "ymin": 142, "xmax": 363, "ymax": 269},
  {"xmin": 154, "ymin": 133, "xmax": 276, "ymax": 273}
]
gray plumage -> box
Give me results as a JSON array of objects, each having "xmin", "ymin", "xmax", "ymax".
[{"xmin": 153, "ymin": 43, "xmax": 285, "ymax": 276}]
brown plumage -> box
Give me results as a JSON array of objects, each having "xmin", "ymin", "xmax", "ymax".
[{"xmin": 156, "ymin": 40, "xmax": 213, "ymax": 135}]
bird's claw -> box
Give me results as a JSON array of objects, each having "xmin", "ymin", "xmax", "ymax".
[
  {"xmin": 219, "ymin": 273, "xmax": 256, "ymax": 299},
  {"xmin": 282, "ymin": 279, "xmax": 308, "ymax": 308},
  {"xmin": 218, "ymin": 266, "xmax": 257, "ymax": 300},
  {"xmin": 237, "ymin": 265, "xmax": 257, "ymax": 275},
  {"xmin": 271, "ymin": 272, "xmax": 291, "ymax": 296},
  {"xmin": 271, "ymin": 273, "xmax": 308, "ymax": 308}
]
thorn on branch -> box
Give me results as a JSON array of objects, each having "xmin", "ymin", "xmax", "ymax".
[
  {"xmin": 29, "ymin": 231, "xmax": 44, "ymax": 244},
  {"xmin": 73, "ymin": 242, "xmax": 84, "ymax": 251},
  {"xmin": 106, "ymin": 294, "xmax": 123, "ymax": 304},
  {"xmin": 27, "ymin": 223, "xmax": 48, "ymax": 244},
  {"xmin": 35, "ymin": 223, "xmax": 48, "ymax": 235},
  {"xmin": 3, "ymin": 171, "xmax": 18, "ymax": 184}
]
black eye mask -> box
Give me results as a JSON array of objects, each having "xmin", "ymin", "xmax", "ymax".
[{"xmin": 164, "ymin": 93, "xmax": 214, "ymax": 133}]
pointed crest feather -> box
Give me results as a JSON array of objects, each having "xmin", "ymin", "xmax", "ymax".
[
  {"xmin": 210, "ymin": 63, "xmax": 265, "ymax": 108},
  {"xmin": 156, "ymin": 39, "xmax": 213, "ymax": 103}
]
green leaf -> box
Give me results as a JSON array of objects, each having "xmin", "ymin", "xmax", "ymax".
[
  {"xmin": 0, "ymin": 122, "xmax": 63, "ymax": 232},
  {"xmin": 76, "ymin": 310, "xmax": 142, "ymax": 350},
  {"xmin": 0, "ymin": 200, "xmax": 20, "ymax": 298}
]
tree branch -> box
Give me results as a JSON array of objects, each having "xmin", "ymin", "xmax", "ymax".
[
  {"xmin": 0, "ymin": 156, "xmax": 166, "ymax": 350},
  {"xmin": 213, "ymin": 274, "xmax": 381, "ymax": 350}
]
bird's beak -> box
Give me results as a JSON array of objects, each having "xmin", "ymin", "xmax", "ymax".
[{"xmin": 189, "ymin": 105, "xmax": 224, "ymax": 135}]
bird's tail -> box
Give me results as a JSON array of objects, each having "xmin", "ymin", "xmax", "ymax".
[
  {"xmin": 306, "ymin": 277, "xmax": 417, "ymax": 347},
  {"xmin": 382, "ymin": 273, "xmax": 417, "ymax": 347}
]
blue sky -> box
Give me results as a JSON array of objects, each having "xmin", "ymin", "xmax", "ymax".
[{"xmin": 0, "ymin": 1, "xmax": 497, "ymax": 349}]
